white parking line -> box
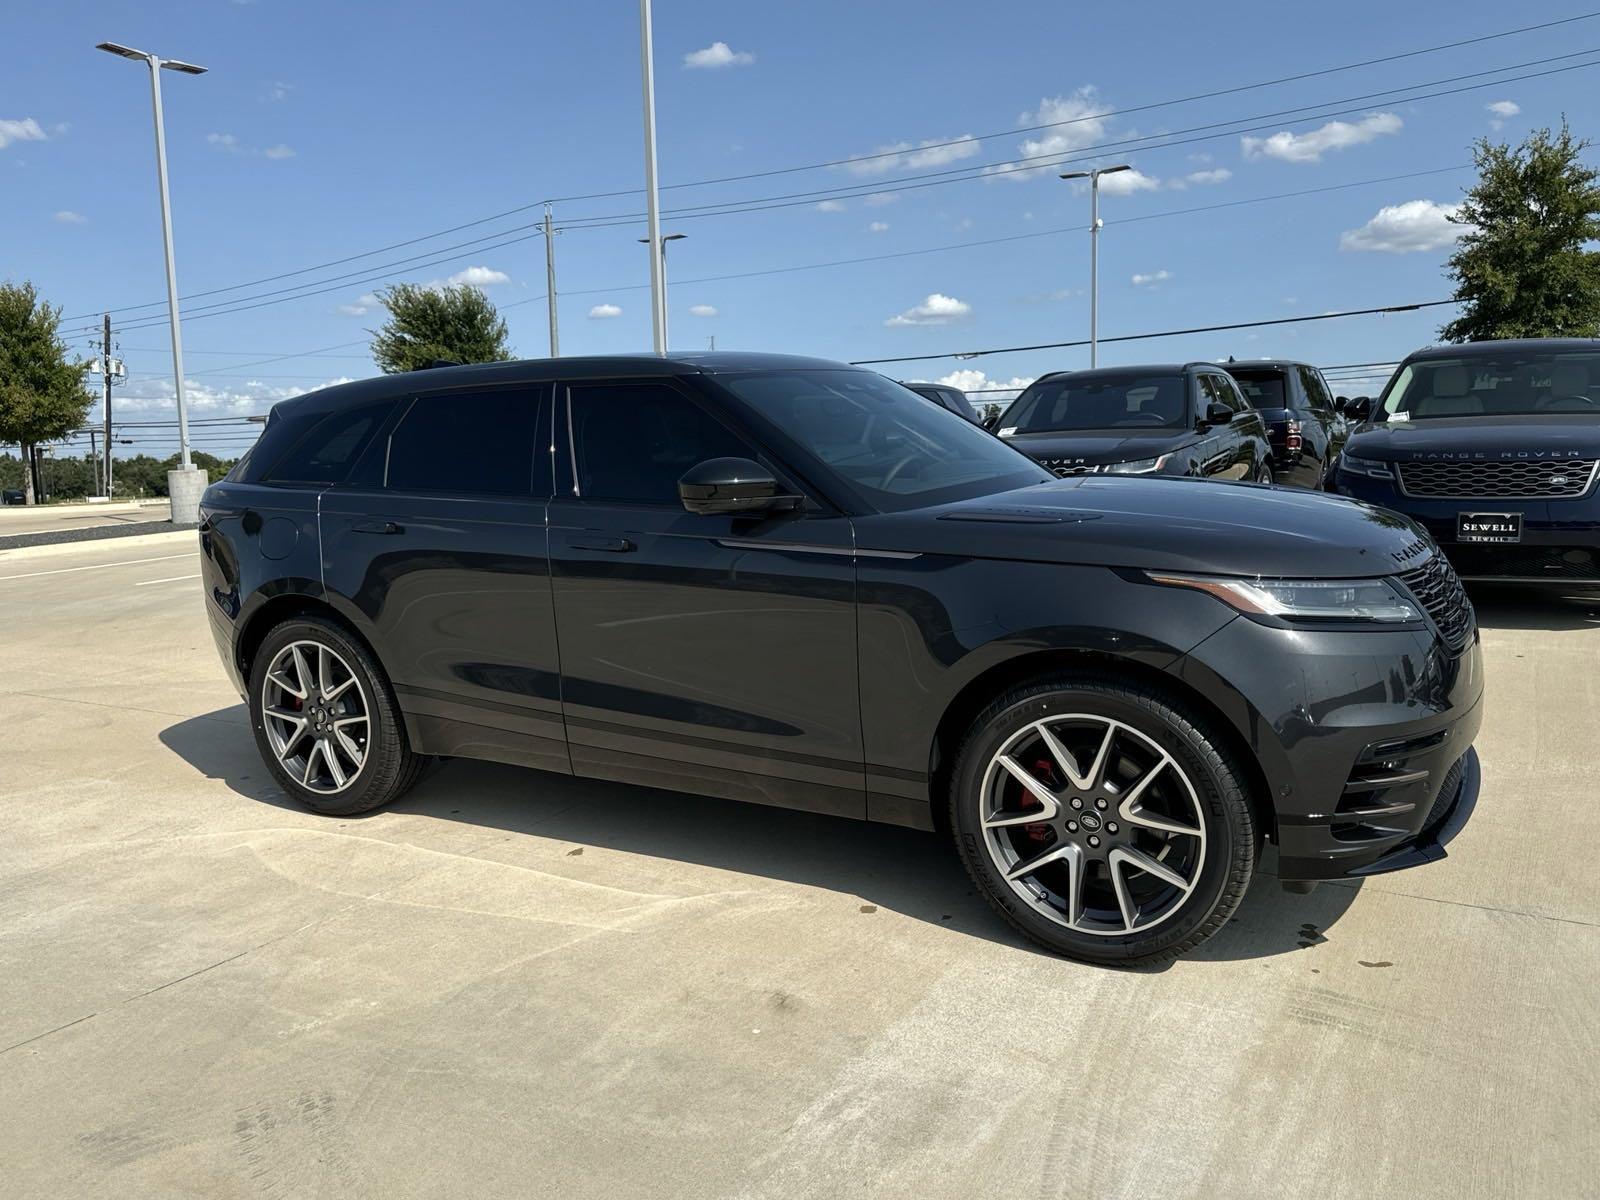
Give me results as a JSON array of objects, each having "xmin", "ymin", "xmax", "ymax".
[
  {"xmin": 0, "ymin": 553, "xmax": 193, "ymax": 583},
  {"xmin": 134, "ymin": 573, "xmax": 202, "ymax": 587}
]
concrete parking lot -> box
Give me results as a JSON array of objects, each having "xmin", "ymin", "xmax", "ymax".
[
  {"xmin": 1, "ymin": 532, "xmax": 1596, "ymax": 1199},
  {"xmin": 0, "ymin": 499, "xmax": 172, "ymax": 542}
]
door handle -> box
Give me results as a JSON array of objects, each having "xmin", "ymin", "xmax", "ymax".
[
  {"xmin": 352, "ymin": 521, "xmax": 403, "ymax": 535},
  {"xmin": 568, "ymin": 536, "xmax": 635, "ymax": 553}
]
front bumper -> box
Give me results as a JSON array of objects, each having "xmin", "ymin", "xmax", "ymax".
[
  {"xmin": 1172, "ymin": 613, "xmax": 1485, "ymax": 881},
  {"xmin": 1334, "ymin": 470, "xmax": 1600, "ymax": 583}
]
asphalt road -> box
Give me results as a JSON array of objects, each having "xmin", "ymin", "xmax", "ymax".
[
  {"xmin": 1, "ymin": 531, "xmax": 1596, "ymax": 1199},
  {"xmin": 0, "ymin": 499, "xmax": 172, "ymax": 540}
]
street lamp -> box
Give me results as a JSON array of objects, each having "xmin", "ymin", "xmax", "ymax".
[
  {"xmin": 1059, "ymin": 163, "xmax": 1130, "ymax": 368},
  {"xmin": 638, "ymin": 0, "xmax": 667, "ymax": 355},
  {"xmin": 638, "ymin": 233, "xmax": 686, "ymax": 350},
  {"xmin": 96, "ymin": 40, "xmax": 208, "ymax": 524}
]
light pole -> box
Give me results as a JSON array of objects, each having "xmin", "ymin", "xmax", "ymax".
[
  {"xmin": 97, "ymin": 40, "xmax": 209, "ymax": 524},
  {"xmin": 1059, "ymin": 164, "xmax": 1130, "ymax": 368},
  {"xmin": 638, "ymin": 233, "xmax": 685, "ymax": 350},
  {"xmin": 638, "ymin": 0, "xmax": 667, "ymax": 355}
]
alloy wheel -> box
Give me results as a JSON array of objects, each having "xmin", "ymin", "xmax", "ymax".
[
  {"xmin": 260, "ymin": 640, "xmax": 370, "ymax": 794},
  {"xmin": 977, "ymin": 714, "xmax": 1207, "ymax": 936}
]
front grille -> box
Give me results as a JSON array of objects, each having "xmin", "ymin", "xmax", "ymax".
[
  {"xmin": 1445, "ymin": 544, "xmax": 1600, "ymax": 581},
  {"xmin": 1397, "ymin": 554, "xmax": 1475, "ymax": 651},
  {"xmin": 1397, "ymin": 458, "xmax": 1599, "ymax": 499}
]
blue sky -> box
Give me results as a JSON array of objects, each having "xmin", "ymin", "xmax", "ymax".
[{"xmin": 5, "ymin": 1, "xmax": 1599, "ymax": 457}]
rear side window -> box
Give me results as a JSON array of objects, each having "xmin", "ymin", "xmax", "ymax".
[
  {"xmin": 386, "ymin": 387, "xmax": 546, "ymax": 497},
  {"xmin": 567, "ymin": 382, "xmax": 755, "ymax": 504},
  {"xmin": 1299, "ymin": 366, "xmax": 1334, "ymax": 414},
  {"xmin": 266, "ymin": 400, "xmax": 395, "ymax": 485}
]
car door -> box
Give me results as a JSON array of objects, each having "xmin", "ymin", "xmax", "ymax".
[
  {"xmin": 548, "ymin": 376, "xmax": 865, "ymax": 819},
  {"xmin": 1303, "ymin": 366, "xmax": 1348, "ymax": 482},
  {"xmin": 319, "ymin": 382, "xmax": 567, "ymax": 774},
  {"xmin": 1196, "ymin": 374, "xmax": 1253, "ymax": 479},
  {"xmin": 1293, "ymin": 366, "xmax": 1335, "ymax": 487}
]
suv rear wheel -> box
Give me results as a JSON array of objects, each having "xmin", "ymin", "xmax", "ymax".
[
  {"xmin": 248, "ymin": 616, "xmax": 423, "ymax": 816},
  {"xmin": 949, "ymin": 675, "xmax": 1257, "ymax": 965}
]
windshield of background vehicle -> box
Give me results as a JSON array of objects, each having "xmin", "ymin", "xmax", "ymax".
[
  {"xmin": 1381, "ymin": 351, "xmax": 1600, "ymax": 419},
  {"xmin": 1226, "ymin": 370, "xmax": 1289, "ymax": 410},
  {"xmin": 1000, "ymin": 372, "xmax": 1190, "ymax": 433},
  {"xmin": 718, "ymin": 369, "xmax": 1050, "ymax": 512}
]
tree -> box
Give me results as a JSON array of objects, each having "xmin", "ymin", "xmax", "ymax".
[
  {"xmin": 370, "ymin": 283, "xmax": 512, "ymax": 374},
  {"xmin": 1441, "ymin": 121, "xmax": 1600, "ymax": 343},
  {"xmin": 0, "ymin": 282, "xmax": 91, "ymax": 504}
]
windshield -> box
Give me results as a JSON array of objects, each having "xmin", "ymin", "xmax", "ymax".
[
  {"xmin": 717, "ymin": 369, "xmax": 1049, "ymax": 512},
  {"xmin": 1226, "ymin": 370, "xmax": 1288, "ymax": 410},
  {"xmin": 1381, "ymin": 350, "xmax": 1600, "ymax": 419},
  {"xmin": 1001, "ymin": 372, "xmax": 1190, "ymax": 433}
]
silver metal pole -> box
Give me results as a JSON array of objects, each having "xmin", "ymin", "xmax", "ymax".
[
  {"xmin": 639, "ymin": 0, "xmax": 667, "ymax": 355},
  {"xmin": 543, "ymin": 205, "xmax": 560, "ymax": 357},
  {"xmin": 145, "ymin": 55, "xmax": 193, "ymax": 469},
  {"xmin": 1089, "ymin": 174, "xmax": 1100, "ymax": 369},
  {"xmin": 660, "ymin": 241, "xmax": 670, "ymax": 351}
]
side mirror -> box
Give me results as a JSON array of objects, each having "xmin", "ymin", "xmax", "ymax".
[
  {"xmin": 1346, "ymin": 396, "xmax": 1373, "ymax": 421},
  {"xmin": 1203, "ymin": 400, "xmax": 1236, "ymax": 426},
  {"xmin": 678, "ymin": 457, "xmax": 800, "ymax": 516},
  {"xmin": 1334, "ymin": 395, "xmax": 1348, "ymax": 413},
  {"xmin": 981, "ymin": 413, "xmax": 1001, "ymax": 432}
]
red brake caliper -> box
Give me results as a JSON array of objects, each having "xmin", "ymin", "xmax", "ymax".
[{"xmin": 1022, "ymin": 757, "xmax": 1055, "ymax": 842}]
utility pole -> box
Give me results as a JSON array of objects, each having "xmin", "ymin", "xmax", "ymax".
[
  {"xmin": 542, "ymin": 205, "xmax": 560, "ymax": 357},
  {"xmin": 708, "ymin": 335, "xmax": 716, "ymax": 351},
  {"xmin": 101, "ymin": 312, "xmax": 115, "ymax": 497},
  {"xmin": 1059, "ymin": 164, "xmax": 1130, "ymax": 368},
  {"xmin": 89, "ymin": 430, "xmax": 101, "ymax": 495},
  {"xmin": 638, "ymin": 0, "xmax": 667, "ymax": 354}
]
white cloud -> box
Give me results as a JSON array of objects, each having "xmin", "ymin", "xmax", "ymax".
[
  {"xmin": 1339, "ymin": 199, "xmax": 1467, "ymax": 253},
  {"xmin": 842, "ymin": 135, "xmax": 980, "ymax": 177},
  {"xmin": 1241, "ymin": 113, "xmax": 1401, "ymax": 163},
  {"xmin": 935, "ymin": 369, "xmax": 1035, "ymax": 398},
  {"xmin": 0, "ymin": 117, "xmax": 46, "ymax": 149},
  {"xmin": 338, "ymin": 292, "xmax": 382, "ymax": 316},
  {"xmin": 683, "ymin": 41, "xmax": 754, "ymax": 69},
  {"xmin": 1097, "ymin": 169, "xmax": 1159, "ymax": 195},
  {"xmin": 207, "ymin": 131, "xmax": 294, "ymax": 159},
  {"xmin": 688, "ymin": 304, "xmax": 717, "ymax": 317},
  {"xmin": 1487, "ymin": 99, "xmax": 1520, "ymax": 130},
  {"xmin": 816, "ymin": 199, "xmax": 846, "ymax": 213},
  {"xmin": 1185, "ymin": 167, "xmax": 1232, "ymax": 185},
  {"xmin": 443, "ymin": 266, "xmax": 509, "ymax": 287},
  {"xmin": 263, "ymin": 144, "xmax": 295, "ymax": 159},
  {"xmin": 885, "ymin": 293, "xmax": 971, "ymax": 327},
  {"xmin": 589, "ymin": 303, "xmax": 623, "ymax": 319},
  {"xmin": 988, "ymin": 88, "xmax": 1112, "ymax": 180},
  {"xmin": 117, "ymin": 374, "xmax": 354, "ymax": 418},
  {"xmin": 206, "ymin": 132, "xmax": 241, "ymax": 150},
  {"xmin": 1131, "ymin": 269, "xmax": 1171, "ymax": 286},
  {"xmin": 53, "ymin": 210, "xmax": 87, "ymax": 224},
  {"xmin": 864, "ymin": 192, "xmax": 899, "ymax": 207},
  {"xmin": 868, "ymin": 221, "xmax": 890, "ymax": 233},
  {"xmin": 263, "ymin": 81, "xmax": 292, "ymax": 102}
]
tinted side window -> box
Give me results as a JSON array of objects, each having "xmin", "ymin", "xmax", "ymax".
[
  {"xmin": 386, "ymin": 387, "xmax": 545, "ymax": 497},
  {"xmin": 1201, "ymin": 375, "xmax": 1246, "ymax": 413},
  {"xmin": 569, "ymin": 382, "xmax": 754, "ymax": 504},
  {"xmin": 266, "ymin": 400, "xmax": 395, "ymax": 485},
  {"xmin": 1299, "ymin": 366, "xmax": 1333, "ymax": 414}
]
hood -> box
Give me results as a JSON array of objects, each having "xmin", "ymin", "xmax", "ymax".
[
  {"xmin": 1348, "ymin": 414, "xmax": 1600, "ymax": 461},
  {"xmin": 854, "ymin": 476, "xmax": 1433, "ymax": 579},
  {"xmin": 999, "ymin": 428, "xmax": 1191, "ymax": 470}
]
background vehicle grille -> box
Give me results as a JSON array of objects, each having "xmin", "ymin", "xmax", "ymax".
[
  {"xmin": 1397, "ymin": 458, "xmax": 1598, "ymax": 499},
  {"xmin": 1445, "ymin": 544, "xmax": 1600, "ymax": 580},
  {"xmin": 1049, "ymin": 464, "xmax": 1097, "ymax": 477},
  {"xmin": 1397, "ymin": 554, "xmax": 1475, "ymax": 651}
]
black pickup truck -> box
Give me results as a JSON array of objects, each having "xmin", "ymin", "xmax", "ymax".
[{"xmin": 1223, "ymin": 360, "xmax": 1349, "ymax": 489}]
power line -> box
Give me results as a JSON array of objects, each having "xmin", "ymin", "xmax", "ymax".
[
  {"xmin": 849, "ymin": 300, "xmax": 1456, "ymax": 366},
  {"xmin": 63, "ymin": 14, "xmax": 1598, "ymax": 324}
]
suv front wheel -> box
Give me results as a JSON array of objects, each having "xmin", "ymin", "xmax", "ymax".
[{"xmin": 949, "ymin": 676, "xmax": 1258, "ymax": 966}]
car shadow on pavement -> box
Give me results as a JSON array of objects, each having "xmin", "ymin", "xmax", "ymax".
[
  {"xmin": 1467, "ymin": 583, "xmax": 1600, "ymax": 631},
  {"xmin": 161, "ymin": 709, "xmax": 1360, "ymax": 967}
]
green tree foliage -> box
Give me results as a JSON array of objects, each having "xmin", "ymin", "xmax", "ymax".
[
  {"xmin": 370, "ymin": 283, "xmax": 513, "ymax": 374},
  {"xmin": 0, "ymin": 450, "xmax": 236, "ymax": 502},
  {"xmin": 1442, "ymin": 121, "xmax": 1600, "ymax": 343},
  {"xmin": 0, "ymin": 282, "xmax": 91, "ymax": 503}
]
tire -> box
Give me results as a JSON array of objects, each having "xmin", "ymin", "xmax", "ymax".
[
  {"xmin": 1256, "ymin": 462, "xmax": 1273, "ymax": 485},
  {"xmin": 247, "ymin": 615, "xmax": 423, "ymax": 816},
  {"xmin": 948, "ymin": 675, "xmax": 1258, "ymax": 966}
]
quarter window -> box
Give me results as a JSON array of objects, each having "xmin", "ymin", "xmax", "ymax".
[
  {"xmin": 266, "ymin": 400, "xmax": 395, "ymax": 485},
  {"xmin": 385, "ymin": 388, "xmax": 545, "ymax": 497},
  {"xmin": 1299, "ymin": 367, "xmax": 1334, "ymax": 414},
  {"xmin": 568, "ymin": 382, "xmax": 756, "ymax": 504}
]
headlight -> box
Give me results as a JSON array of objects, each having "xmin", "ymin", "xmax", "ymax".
[
  {"xmin": 1338, "ymin": 452, "xmax": 1393, "ymax": 480},
  {"xmin": 1147, "ymin": 573, "xmax": 1422, "ymax": 622},
  {"xmin": 1104, "ymin": 454, "xmax": 1171, "ymax": 475}
]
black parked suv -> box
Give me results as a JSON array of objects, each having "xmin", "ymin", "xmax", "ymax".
[
  {"xmin": 200, "ymin": 352, "xmax": 1482, "ymax": 965},
  {"xmin": 1224, "ymin": 360, "xmax": 1349, "ymax": 488},
  {"xmin": 901, "ymin": 380, "xmax": 982, "ymax": 423},
  {"xmin": 1333, "ymin": 339, "xmax": 1600, "ymax": 586},
  {"xmin": 994, "ymin": 364, "xmax": 1273, "ymax": 482}
]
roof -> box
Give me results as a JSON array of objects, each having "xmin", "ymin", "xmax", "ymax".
[
  {"xmin": 1405, "ymin": 338, "xmax": 1600, "ymax": 361},
  {"xmin": 1221, "ymin": 359, "xmax": 1316, "ymax": 372},
  {"xmin": 1028, "ymin": 363, "xmax": 1222, "ymax": 384},
  {"xmin": 276, "ymin": 351, "xmax": 862, "ymax": 416}
]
